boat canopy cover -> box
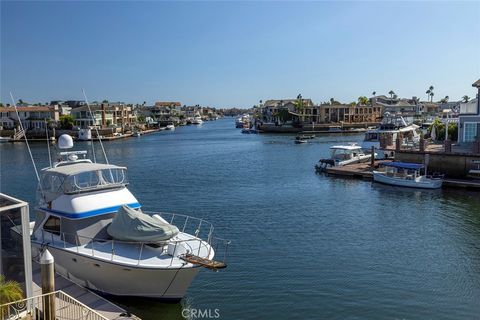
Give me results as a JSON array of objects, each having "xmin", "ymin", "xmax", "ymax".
[
  {"xmin": 107, "ymin": 205, "xmax": 179, "ymax": 242},
  {"xmin": 45, "ymin": 162, "xmax": 127, "ymax": 177},
  {"xmin": 381, "ymin": 162, "xmax": 424, "ymax": 170}
]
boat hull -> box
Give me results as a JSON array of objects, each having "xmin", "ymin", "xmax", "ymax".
[
  {"xmin": 372, "ymin": 171, "xmax": 442, "ymax": 189},
  {"xmin": 32, "ymin": 244, "xmax": 200, "ymax": 300}
]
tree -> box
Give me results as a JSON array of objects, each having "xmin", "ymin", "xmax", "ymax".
[
  {"xmin": 357, "ymin": 96, "xmax": 369, "ymax": 105},
  {"xmin": 372, "ymin": 91, "xmax": 376, "ymax": 96},
  {"xmin": 106, "ymin": 119, "xmax": 112, "ymax": 126},
  {"xmin": 59, "ymin": 115, "xmax": 75, "ymax": 130},
  {"xmin": 18, "ymin": 99, "xmax": 24, "ymax": 105},
  {"xmin": 102, "ymin": 100, "xmax": 109, "ymax": 104},
  {"xmin": 388, "ymin": 90, "xmax": 395, "ymax": 99},
  {"xmin": 0, "ymin": 275, "xmax": 23, "ymax": 313},
  {"xmin": 462, "ymin": 95, "xmax": 470, "ymax": 102},
  {"xmin": 440, "ymin": 96, "xmax": 449, "ymax": 104},
  {"xmin": 429, "ymin": 91, "xmax": 434, "ymax": 102},
  {"xmin": 294, "ymin": 94, "xmax": 305, "ymax": 120}
]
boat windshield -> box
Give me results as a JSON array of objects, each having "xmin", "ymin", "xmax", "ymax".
[{"xmin": 41, "ymin": 168, "xmax": 128, "ymax": 201}]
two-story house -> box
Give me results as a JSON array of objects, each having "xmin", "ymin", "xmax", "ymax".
[
  {"xmin": 458, "ymin": 79, "xmax": 480, "ymax": 144},
  {"xmin": 0, "ymin": 106, "xmax": 59, "ymax": 130}
]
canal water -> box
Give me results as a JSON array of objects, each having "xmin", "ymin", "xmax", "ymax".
[{"xmin": 1, "ymin": 119, "xmax": 480, "ymax": 319}]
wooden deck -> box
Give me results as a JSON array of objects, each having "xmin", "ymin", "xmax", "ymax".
[
  {"xmin": 32, "ymin": 262, "xmax": 138, "ymax": 320},
  {"xmin": 324, "ymin": 162, "xmax": 480, "ymax": 189}
]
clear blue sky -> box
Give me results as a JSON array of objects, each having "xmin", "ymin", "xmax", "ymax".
[{"xmin": 1, "ymin": 1, "xmax": 479, "ymax": 108}]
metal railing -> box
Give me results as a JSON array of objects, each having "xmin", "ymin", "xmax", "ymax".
[
  {"xmin": 1, "ymin": 290, "xmax": 108, "ymax": 320},
  {"xmin": 35, "ymin": 212, "xmax": 230, "ymax": 268}
]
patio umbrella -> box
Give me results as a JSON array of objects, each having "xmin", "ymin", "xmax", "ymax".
[{"xmin": 431, "ymin": 125, "xmax": 436, "ymax": 141}]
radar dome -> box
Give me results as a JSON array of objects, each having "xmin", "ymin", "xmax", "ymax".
[{"xmin": 58, "ymin": 134, "xmax": 74, "ymax": 149}]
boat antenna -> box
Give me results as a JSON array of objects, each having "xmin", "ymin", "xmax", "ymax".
[
  {"xmin": 10, "ymin": 92, "xmax": 41, "ymax": 182},
  {"xmin": 82, "ymin": 89, "xmax": 109, "ymax": 164},
  {"xmin": 44, "ymin": 118, "xmax": 52, "ymax": 167}
]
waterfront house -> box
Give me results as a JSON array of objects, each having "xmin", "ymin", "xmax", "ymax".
[
  {"xmin": 458, "ymin": 79, "xmax": 480, "ymax": 144},
  {"xmin": 0, "ymin": 105, "xmax": 59, "ymax": 130},
  {"xmin": 70, "ymin": 102, "xmax": 135, "ymax": 129},
  {"xmin": 304, "ymin": 103, "xmax": 383, "ymax": 124},
  {"xmin": 261, "ymin": 99, "xmax": 314, "ymax": 124}
]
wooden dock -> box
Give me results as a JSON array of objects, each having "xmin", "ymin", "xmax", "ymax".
[
  {"xmin": 32, "ymin": 262, "xmax": 138, "ymax": 320},
  {"xmin": 324, "ymin": 162, "xmax": 480, "ymax": 189}
]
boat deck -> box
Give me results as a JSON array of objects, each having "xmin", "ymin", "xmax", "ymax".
[
  {"xmin": 38, "ymin": 232, "xmax": 212, "ymax": 268},
  {"xmin": 32, "ymin": 262, "xmax": 137, "ymax": 320}
]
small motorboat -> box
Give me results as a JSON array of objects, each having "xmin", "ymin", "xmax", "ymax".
[
  {"xmin": 372, "ymin": 161, "xmax": 443, "ymax": 189},
  {"xmin": 295, "ymin": 138, "xmax": 308, "ymax": 144},
  {"xmin": 166, "ymin": 124, "xmax": 175, "ymax": 130},
  {"xmin": 296, "ymin": 134, "xmax": 315, "ymax": 140},
  {"xmin": 133, "ymin": 131, "xmax": 142, "ymax": 137},
  {"xmin": 241, "ymin": 128, "xmax": 258, "ymax": 134}
]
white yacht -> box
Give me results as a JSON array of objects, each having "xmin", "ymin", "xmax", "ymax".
[
  {"xmin": 192, "ymin": 116, "xmax": 203, "ymax": 125},
  {"xmin": 315, "ymin": 144, "xmax": 374, "ymax": 171},
  {"xmin": 361, "ymin": 113, "xmax": 420, "ymax": 159},
  {"xmin": 166, "ymin": 124, "xmax": 175, "ymax": 130},
  {"xmin": 30, "ymin": 134, "xmax": 228, "ymax": 300},
  {"xmin": 235, "ymin": 114, "xmax": 250, "ymax": 128},
  {"xmin": 373, "ymin": 161, "xmax": 443, "ymax": 189}
]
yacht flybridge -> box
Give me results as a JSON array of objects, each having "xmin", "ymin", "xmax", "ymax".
[{"xmin": 30, "ymin": 134, "xmax": 229, "ymax": 300}]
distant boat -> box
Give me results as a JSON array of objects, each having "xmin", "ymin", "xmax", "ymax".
[
  {"xmin": 296, "ymin": 134, "xmax": 315, "ymax": 140},
  {"xmin": 241, "ymin": 128, "xmax": 258, "ymax": 134},
  {"xmin": 192, "ymin": 116, "xmax": 203, "ymax": 125},
  {"xmin": 0, "ymin": 137, "xmax": 12, "ymax": 143},
  {"xmin": 295, "ymin": 138, "xmax": 308, "ymax": 144},
  {"xmin": 166, "ymin": 124, "xmax": 175, "ymax": 130},
  {"xmin": 373, "ymin": 161, "xmax": 443, "ymax": 189},
  {"xmin": 133, "ymin": 131, "xmax": 141, "ymax": 137}
]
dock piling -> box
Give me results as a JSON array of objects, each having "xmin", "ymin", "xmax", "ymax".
[{"xmin": 40, "ymin": 249, "xmax": 55, "ymax": 320}]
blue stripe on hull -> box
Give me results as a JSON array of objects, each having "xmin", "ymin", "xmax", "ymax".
[{"xmin": 39, "ymin": 202, "xmax": 141, "ymax": 219}]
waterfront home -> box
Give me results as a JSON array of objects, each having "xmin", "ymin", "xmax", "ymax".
[
  {"xmin": 261, "ymin": 98, "xmax": 314, "ymax": 124},
  {"xmin": 70, "ymin": 102, "xmax": 135, "ymax": 129},
  {"xmin": 303, "ymin": 103, "xmax": 383, "ymax": 125},
  {"xmin": 0, "ymin": 105, "xmax": 59, "ymax": 130},
  {"xmin": 458, "ymin": 79, "xmax": 480, "ymax": 144}
]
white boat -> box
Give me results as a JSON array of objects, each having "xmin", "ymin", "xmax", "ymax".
[
  {"xmin": 166, "ymin": 124, "xmax": 175, "ymax": 130},
  {"xmin": 361, "ymin": 113, "xmax": 420, "ymax": 159},
  {"xmin": 373, "ymin": 161, "xmax": 443, "ymax": 189},
  {"xmin": 29, "ymin": 134, "xmax": 228, "ymax": 300},
  {"xmin": 192, "ymin": 116, "xmax": 203, "ymax": 125},
  {"xmin": 132, "ymin": 131, "xmax": 141, "ymax": 137},
  {"xmin": 315, "ymin": 143, "xmax": 373, "ymax": 170},
  {"xmin": 0, "ymin": 136, "xmax": 12, "ymax": 143},
  {"xmin": 235, "ymin": 114, "xmax": 250, "ymax": 128}
]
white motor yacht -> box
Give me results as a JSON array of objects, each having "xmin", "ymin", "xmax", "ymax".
[
  {"xmin": 373, "ymin": 161, "xmax": 443, "ymax": 189},
  {"xmin": 361, "ymin": 113, "xmax": 420, "ymax": 159},
  {"xmin": 192, "ymin": 116, "xmax": 203, "ymax": 125},
  {"xmin": 30, "ymin": 134, "xmax": 228, "ymax": 300},
  {"xmin": 315, "ymin": 143, "xmax": 373, "ymax": 171}
]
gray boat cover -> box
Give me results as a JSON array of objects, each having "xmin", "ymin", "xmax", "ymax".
[{"xmin": 107, "ymin": 205, "xmax": 179, "ymax": 242}]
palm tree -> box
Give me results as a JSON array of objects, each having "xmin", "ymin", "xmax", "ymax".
[
  {"xmin": 429, "ymin": 91, "xmax": 434, "ymax": 102},
  {"xmin": 426, "ymin": 89, "xmax": 431, "ymax": 101},
  {"xmin": 463, "ymin": 95, "xmax": 470, "ymax": 102},
  {"xmin": 388, "ymin": 90, "xmax": 395, "ymax": 99},
  {"xmin": 357, "ymin": 96, "xmax": 369, "ymax": 105},
  {"xmin": 372, "ymin": 91, "xmax": 376, "ymax": 96},
  {"xmin": 0, "ymin": 275, "xmax": 24, "ymax": 314}
]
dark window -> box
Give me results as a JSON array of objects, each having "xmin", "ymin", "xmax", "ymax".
[{"xmin": 43, "ymin": 216, "xmax": 61, "ymax": 235}]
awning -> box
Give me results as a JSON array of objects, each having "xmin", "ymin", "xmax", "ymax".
[{"xmin": 381, "ymin": 162, "xmax": 424, "ymax": 170}]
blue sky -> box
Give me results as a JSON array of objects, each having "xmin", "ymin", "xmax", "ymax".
[{"xmin": 1, "ymin": 1, "xmax": 479, "ymax": 107}]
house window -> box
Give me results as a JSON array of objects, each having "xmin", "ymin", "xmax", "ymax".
[
  {"xmin": 464, "ymin": 122, "xmax": 480, "ymax": 142},
  {"xmin": 43, "ymin": 216, "xmax": 61, "ymax": 235}
]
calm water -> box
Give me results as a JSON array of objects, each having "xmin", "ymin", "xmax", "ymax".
[{"xmin": 1, "ymin": 119, "xmax": 480, "ymax": 319}]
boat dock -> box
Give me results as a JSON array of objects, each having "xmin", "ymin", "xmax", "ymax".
[
  {"xmin": 324, "ymin": 162, "xmax": 480, "ymax": 189},
  {"xmin": 32, "ymin": 261, "xmax": 138, "ymax": 320}
]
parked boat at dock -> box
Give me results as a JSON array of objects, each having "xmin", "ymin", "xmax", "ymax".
[
  {"xmin": 166, "ymin": 124, "xmax": 175, "ymax": 130},
  {"xmin": 372, "ymin": 161, "xmax": 443, "ymax": 189},
  {"xmin": 192, "ymin": 116, "xmax": 203, "ymax": 125},
  {"xmin": 315, "ymin": 143, "xmax": 373, "ymax": 171},
  {"xmin": 235, "ymin": 114, "xmax": 250, "ymax": 128},
  {"xmin": 28, "ymin": 134, "xmax": 228, "ymax": 300},
  {"xmin": 361, "ymin": 113, "xmax": 420, "ymax": 159}
]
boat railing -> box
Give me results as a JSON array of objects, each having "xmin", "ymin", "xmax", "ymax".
[{"xmin": 36, "ymin": 212, "xmax": 231, "ymax": 268}]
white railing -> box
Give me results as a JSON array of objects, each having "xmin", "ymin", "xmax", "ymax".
[
  {"xmin": 1, "ymin": 290, "xmax": 108, "ymax": 320},
  {"xmin": 36, "ymin": 212, "xmax": 230, "ymax": 268}
]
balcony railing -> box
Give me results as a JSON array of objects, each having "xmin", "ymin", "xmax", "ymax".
[{"xmin": 1, "ymin": 290, "xmax": 108, "ymax": 320}]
